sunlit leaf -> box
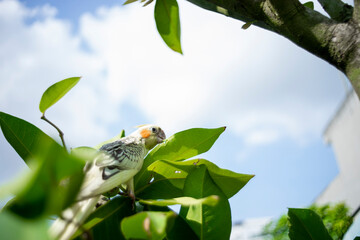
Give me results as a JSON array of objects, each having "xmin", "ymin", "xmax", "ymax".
[
  {"xmin": 121, "ymin": 211, "xmax": 176, "ymax": 240},
  {"xmin": 303, "ymin": 1, "xmax": 314, "ymax": 9},
  {"xmin": 136, "ymin": 158, "xmax": 253, "ymax": 199},
  {"xmin": 140, "ymin": 195, "xmax": 218, "ymax": 207},
  {"xmin": 154, "ymin": 0, "xmax": 182, "ymax": 54},
  {"xmin": 39, "ymin": 77, "xmax": 80, "ymax": 114},
  {"xmin": 180, "ymin": 165, "xmax": 231, "ymax": 239},
  {"xmin": 135, "ymin": 127, "xmax": 226, "ymax": 189},
  {"xmin": 150, "ymin": 127, "xmax": 225, "ymax": 161},
  {"xmin": 288, "ymin": 208, "xmax": 333, "ymax": 240}
]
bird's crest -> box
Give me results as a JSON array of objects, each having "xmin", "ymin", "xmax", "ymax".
[{"xmin": 134, "ymin": 124, "xmax": 151, "ymax": 128}]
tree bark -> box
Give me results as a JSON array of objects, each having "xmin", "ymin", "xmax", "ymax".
[{"xmin": 186, "ymin": 0, "xmax": 360, "ymax": 98}]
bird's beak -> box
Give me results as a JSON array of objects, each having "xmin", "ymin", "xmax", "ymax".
[{"xmin": 157, "ymin": 130, "xmax": 166, "ymax": 143}]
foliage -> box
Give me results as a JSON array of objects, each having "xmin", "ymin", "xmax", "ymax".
[
  {"xmin": 0, "ymin": 77, "xmax": 254, "ymax": 239},
  {"xmin": 125, "ymin": 0, "xmax": 182, "ymax": 54},
  {"xmin": 262, "ymin": 203, "xmax": 353, "ymax": 240}
]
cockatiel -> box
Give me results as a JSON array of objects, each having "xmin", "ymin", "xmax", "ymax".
[{"xmin": 50, "ymin": 125, "xmax": 166, "ymax": 240}]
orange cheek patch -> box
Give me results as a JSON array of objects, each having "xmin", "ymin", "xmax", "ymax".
[{"xmin": 140, "ymin": 129, "xmax": 151, "ymax": 138}]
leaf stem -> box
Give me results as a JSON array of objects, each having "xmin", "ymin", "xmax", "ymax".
[{"xmin": 41, "ymin": 113, "xmax": 67, "ymax": 150}]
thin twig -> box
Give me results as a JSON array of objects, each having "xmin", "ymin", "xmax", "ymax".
[{"xmin": 41, "ymin": 113, "xmax": 67, "ymax": 150}]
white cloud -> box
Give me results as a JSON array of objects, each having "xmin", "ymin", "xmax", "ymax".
[
  {"xmin": 244, "ymin": 129, "xmax": 280, "ymax": 146},
  {"xmin": 0, "ymin": 0, "xmax": 345, "ymax": 154}
]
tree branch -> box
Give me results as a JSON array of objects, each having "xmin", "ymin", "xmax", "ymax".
[
  {"xmin": 185, "ymin": 0, "xmax": 273, "ymax": 31},
  {"xmin": 317, "ymin": 0, "xmax": 353, "ymax": 22},
  {"xmin": 354, "ymin": 0, "xmax": 360, "ymax": 22},
  {"xmin": 41, "ymin": 114, "xmax": 67, "ymax": 150}
]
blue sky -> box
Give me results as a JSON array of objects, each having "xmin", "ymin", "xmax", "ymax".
[{"xmin": 0, "ymin": 0, "xmax": 351, "ymax": 222}]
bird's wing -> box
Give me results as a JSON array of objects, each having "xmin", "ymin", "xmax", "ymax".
[{"xmin": 77, "ymin": 140, "xmax": 144, "ymax": 200}]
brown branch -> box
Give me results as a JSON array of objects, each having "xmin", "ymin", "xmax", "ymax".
[{"xmin": 41, "ymin": 113, "xmax": 67, "ymax": 150}]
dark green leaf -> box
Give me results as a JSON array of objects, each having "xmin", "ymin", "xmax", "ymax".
[
  {"xmin": 303, "ymin": 1, "xmax": 314, "ymax": 9},
  {"xmin": 180, "ymin": 165, "xmax": 232, "ymax": 239},
  {"xmin": 136, "ymin": 159, "xmax": 253, "ymax": 199},
  {"xmin": 0, "ymin": 211, "xmax": 51, "ymax": 240},
  {"xmin": 0, "ymin": 111, "xmax": 58, "ymax": 165},
  {"xmin": 73, "ymin": 197, "xmax": 134, "ymax": 239},
  {"xmin": 288, "ymin": 208, "xmax": 333, "ymax": 240},
  {"xmin": 135, "ymin": 127, "xmax": 226, "ymax": 189},
  {"xmin": 141, "ymin": 205, "xmax": 198, "ymax": 240},
  {"xmin": 154, "ymin": 0, "xmax": 182, "ymax": 54},
  {"xmin": 39, "ymin": 77, "xmax": 81, "ymax": 114},
  {"xmin": 121, "ymin": 211, "xmax": 176, "ymax": 240},
  {"xmin": 90, "ymin": 198, "xmax": 134, "ymax": 240},
  {"xmin": 166, "ymin": 214, "xmax": 199, "ymax": 240}
]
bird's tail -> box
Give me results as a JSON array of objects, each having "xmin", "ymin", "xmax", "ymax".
[{"xmin": 49, "ymin": 196, "xmax": 100, "ymax": 240}]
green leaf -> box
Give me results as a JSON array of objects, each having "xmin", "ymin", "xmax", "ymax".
[
  {"xmin": 71, "ymin": 146, "xmax": 98, "ymax": 161},
  {"xmin": 121, "ymin": 211, "xmax": 176, "ymax": 240},
  {"xmin": 150, "ymin": 127, "xmax": 226, "ymax": 161},
  {"xmin": 0, "ymin": 211, "xmax": 51, "ymax": 240},
  {"xmin": 135, "ymin": 127, "xmax": 226, "ymax": 189},
  {"xmin": 140, "ymin": 195, "xmax": 218, "ymax": 207},
  {"xmin": 180, "ymin": 165, "xmax": 232, "ymax": 239},
  {"xmin": 72, "ymin": 197, "xmax": 134, "ymax": 239},
  {"xmin": 288, "ymin": 208, "xmax": 333, "ymax": 240},
  {"xmin": 141, "ymin": 204, "xmax": 199, "ymax": 240},
  {"xmin": 123, "ymin": 0, "xmax": 138, "ymax": 5},
  {"xmin": 136, "ymin": 159, "xmax": 253, "ymax": 199},
  {"xmin": 39, "ymin": 77, "xmax": 80, "ymax": 114},
  {"xmin": 166, "ymin": 214, "xmax": 199, "ymax": 240},
  {"xmin": 0, "ymin": 111, "xmax": 58, "ymax": 165},
  {"xmin": 90, "ymin": 198, "xmax": 134, "ymax": 240},
  {"xmin": 154, "ymin": 0, "xmax": 182, "ymax": 54},
  {"xmin": 1, "ymin": 136, "xmax": 86, "ymax": 218},
  {"xmin": 303, "ymin": 1, "xmax": 314, "ymax": 9}
]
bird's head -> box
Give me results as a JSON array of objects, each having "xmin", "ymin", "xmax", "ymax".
[{"xmin": 134, "ymin": 125, "xmax": 166, "ymax": 150}]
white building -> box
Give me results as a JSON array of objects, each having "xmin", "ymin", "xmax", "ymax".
[
  {"xmin": 317, "ymin": 90, "xmax": 360, "ymax": 215},
  {"xmin": 231, "ymin": 90, "xmax": 360, "ymax": 240},
  {"xmin": 318, "ymin": 89, "xmax": 360, "ymax": 239}
]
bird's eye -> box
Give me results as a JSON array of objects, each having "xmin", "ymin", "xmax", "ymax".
[{"xmin": 151, "ymin": 127, "xmax": 157, "ymax": 133}]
